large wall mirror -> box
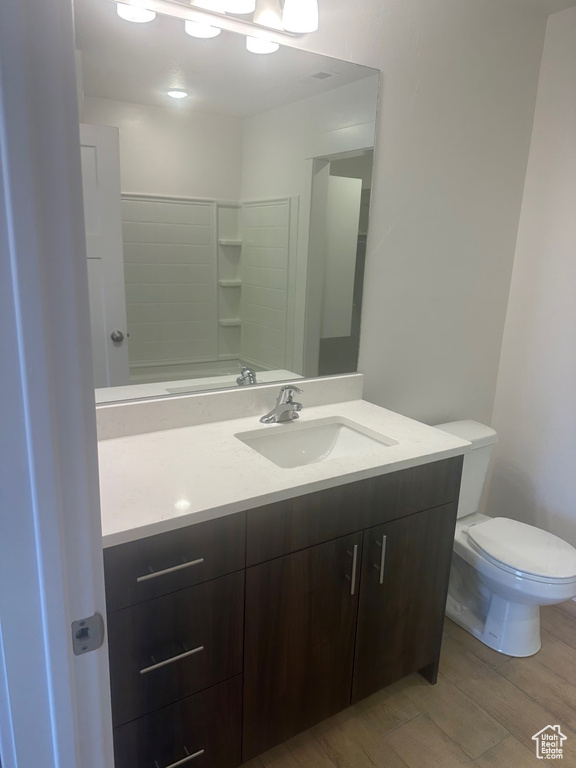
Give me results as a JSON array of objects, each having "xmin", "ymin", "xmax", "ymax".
[{"xmin": 74, "ymin": 0, "xmax": 380, "ymax": 403}]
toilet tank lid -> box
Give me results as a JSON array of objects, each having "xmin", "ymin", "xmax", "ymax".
[{"xmin": 434, "ymin": 420, "xmax": 498, "ymax": 449}]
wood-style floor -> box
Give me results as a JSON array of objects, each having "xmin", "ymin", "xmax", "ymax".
[{"xmin": 243, "ymin": 601, "xmax": 576, "ymax": 768}]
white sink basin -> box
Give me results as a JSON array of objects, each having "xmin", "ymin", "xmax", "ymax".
[{"xmin": 235, "ymin": 416, "xmax": 398, "ymax": 469}]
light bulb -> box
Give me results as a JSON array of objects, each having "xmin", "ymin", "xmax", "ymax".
[
  {"xmin": 185, "ymin": 19, "xmax": 222, "ymax": 37},
  {"xmin": 224, "ymin": 0, "xmax": 256, "ymax": 14},
  {"xmin": 116, "ymin": 2, "xmax": 156, "ymax": 23},
  {"xmin": 282, "ymin": 0, "xmax": 318, "ymax": 33},
  {"xmin": 167, "ymin": 89, "xmax": 188, "ymax": 99},
  {"xmin": 246, "ymin": 36, "xmax": 280, "ymax": 54},
  {"xmin": 194, "ymin": 0, "xmax": 226, "ymax": 9}
]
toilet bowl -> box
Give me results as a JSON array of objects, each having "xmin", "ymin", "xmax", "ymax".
[{"xmin": 435, "ymin": 421, "xmax": 576, "ymax": 657}]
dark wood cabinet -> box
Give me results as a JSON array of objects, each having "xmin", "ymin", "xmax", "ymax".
[
  {"xmin": 104, "ymin": 456, "xmax": 462, "ymax": 768},
  {"xmin": 352, "ymin": 502, "xmax": 458, "ymax": 703},
  {"xmin": 113, "ymin": 676, "xmax": 242, "ymax": 768},
  {"xmin": 243, "ymin": 532, "xmax": 363, "ymax": 761},
  {"xmin": 105, "ymin": 513, "xmax": 246, "ymax": 768},
  {"xmin": 108, "ymin": 571, "xmax": 244, "ymax": 726},
  {"xmin": 246, "ymin": 457, "xmax": 462, "ymax": 566},
  {"xmin": 104, "ymin": 512, "xmax": 246, "ymax": 612}
]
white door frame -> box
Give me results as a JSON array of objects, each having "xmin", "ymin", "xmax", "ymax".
[{"xmin": 0, "ymin": 0, "xmax": 113, "ymax": 767}]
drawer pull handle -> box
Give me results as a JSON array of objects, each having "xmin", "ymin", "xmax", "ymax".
[
  {"xmin": 136, "ymin": 557, "xmax": 204, "ymax": 583},
  {"xmin": 154, "ymin": 748, "xmax": 205, "ymax": 768},
  {"xmin": 376, "ymin": 535, "xmax": 387, "ymax": 585},
  {"xmin": 344, "ymin": 544, "xmax": 359, "ymax": 596},
  {"xmin": 140, "ymin": 645, "xmax": 204, "ymax": 675}
]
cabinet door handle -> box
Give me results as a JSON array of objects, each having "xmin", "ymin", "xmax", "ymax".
[
  {"xmin": 375, "ymin": 535, "xmax": 387, "ymax": 585},
  {"xmin": 136, "ymin": 557, "xmax": 204, "ymax": 583},
  {"xmin": 139, "ymin": 645, "xmax": 204, "ymax": 675},
  {"xmin": 345, "ymin": 544, "xmax": 359, "ymax": 596},
  {"xmin": 154, "ymin": 748, "xmax": 205, "ymax": 768}
]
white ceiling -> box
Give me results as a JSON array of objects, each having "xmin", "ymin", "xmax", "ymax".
[{"xmin": 74, "ymin": 0, "xmax": 378, "ymax": 118}]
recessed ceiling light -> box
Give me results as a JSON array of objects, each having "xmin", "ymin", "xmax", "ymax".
[
  {"xmin": 184, "ymin": 19, "xmax": 222, "ymax": 38},
  {"xmin": 116, "ymin": 2, "xmax": 156, "ymax": 23},
  {"xmin": 246, "ymin": 36, "xmax": 280, "ymax": 54},
  {"xmin": 167, "ymin": 89, "xmax": 189, "ymax": 99}
]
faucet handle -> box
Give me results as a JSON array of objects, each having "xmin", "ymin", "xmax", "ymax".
[
  {"xmin": 280, "ymin": 384, "xmax": 303, "ymax": 395},
  {"xmin": 278, "ymin": 384, "xmax": 303, "ymax": 404},
  {"xmin": 237, "ymin": 364, "xmax": 257, "ymax": 386}
]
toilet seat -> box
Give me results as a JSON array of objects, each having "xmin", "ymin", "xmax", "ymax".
[{"xmin": 466, "ymin": 517, "xmax": 576, "ymax": 583}]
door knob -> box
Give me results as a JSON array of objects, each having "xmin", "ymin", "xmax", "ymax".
[{"xmin": 110, "ymin": 330, "xmax": 124, "ymax": 343}]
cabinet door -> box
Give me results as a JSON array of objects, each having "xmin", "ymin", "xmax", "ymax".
[
  {"xmin": 243, "ymin": 531, "xmax": 363, "ymax": 761},
  {"xmin": 352, "ymin": 503, "xmax": 457, "ymax": 703}
]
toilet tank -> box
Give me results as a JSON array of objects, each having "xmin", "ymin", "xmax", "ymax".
[{"xmin": 434, "ymin": 420, "xmax": 498, "ymax": 518}]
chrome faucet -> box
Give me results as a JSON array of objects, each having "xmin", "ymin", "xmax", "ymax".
[
  {"xmin": 260, "ymin": 385, "xmax": 303, "ymax": 424},
  {"xmin": 237, "ymin": 364, "xmax": 257, "ymax": 386}
]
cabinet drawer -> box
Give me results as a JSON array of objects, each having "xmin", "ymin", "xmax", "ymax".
[
  {"xmin": 392, "ymin": 457, "xmax": 463, "ymax": 522},
  {"xmin": 246, "ymin": 457, "xmax": 462, "ymax": 565},
  {"xmin": 108, "ymin": 571, "xmax": 244, "ymax": 726},
  {"xmin": 113, "ymin": 676, "xmax": 242, "ymax": 768},
  {"xmin": 104, "ymin": 512, "xmax": 245, "ymax": 611}
]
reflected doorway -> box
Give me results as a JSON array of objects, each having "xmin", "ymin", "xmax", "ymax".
[{"xmin": 306, "ymin": 150, "xmax": 373, "ymax": 377}]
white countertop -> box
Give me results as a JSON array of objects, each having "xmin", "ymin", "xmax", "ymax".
[{"xmin": 98, "ymin": 399, "xmax": 470, "ymax": 548}]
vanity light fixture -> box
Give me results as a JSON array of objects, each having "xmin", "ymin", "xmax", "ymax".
[
  {"xmin": 246, "ymin": 35, "xmax": 279, "ymax": 53},
  {"xmin": 223, "ymin": 0, "xmax": 257, "ymax": 13},
  {"xmin": 166, "ymin": 89, "xmax": 189, "ymax": 98},
  {"xmin": 116, "ymin": 2, "xmax": 156, "ymax": 22},
  {"xmin": 113, "ymin": 0, "xmax": 320, "ymax": 39},
  {"xmin": 281, "ymin": 0, "xmax": 318, "ymax": 33},
  {"xmin": 185, "ymin": 19, "xmax": 222, "ymax": 37}
]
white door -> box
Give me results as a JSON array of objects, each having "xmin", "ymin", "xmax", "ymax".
[
  {"xmin": 80, "ymin": 123, "xmax": 130, "ymax": 387},
  {"xmin": 321, "ymin": 176, "xmax": 362, "ymax": 339},
  {"xmin": 1, "ymin": 2, "xmax": 114, "ymax": 767}
]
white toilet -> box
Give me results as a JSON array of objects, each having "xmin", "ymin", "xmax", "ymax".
[{"xmin": 435, "ymin": 420, "xmax": 576, "ymax": 657}]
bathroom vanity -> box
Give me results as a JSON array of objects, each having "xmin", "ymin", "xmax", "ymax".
[{"xmin": 98, "ymin": 382, "xmax": 469, "ymax": 768}]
